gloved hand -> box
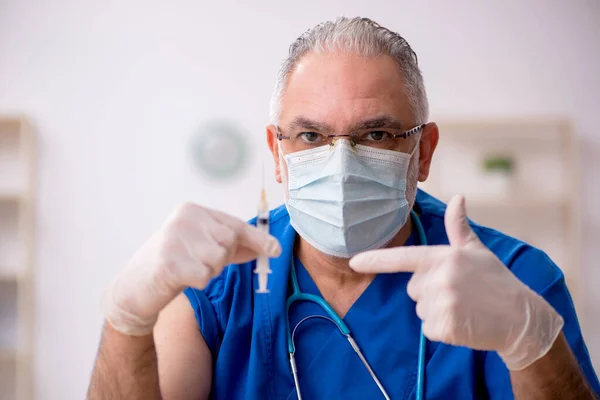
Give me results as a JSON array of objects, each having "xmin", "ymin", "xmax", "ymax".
[
  {"xmin": 102, "ymin": 203, "xmax": 281, "ymax": 336},
  {"xmin": 349, "ymin": 195, "xmax": 564, "ymax": 371}
]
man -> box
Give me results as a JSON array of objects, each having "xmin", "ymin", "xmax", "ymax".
[{"xmin": 88, "ymin": 17, "xmax": 599, "ymax": 399}]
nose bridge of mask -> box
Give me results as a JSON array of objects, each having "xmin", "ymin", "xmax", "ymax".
[
  {"xmin": 283, "ymin": 139, "xmax": 362, "ymax": 194},
  {"xmin": 329, "ymin": 138, "xmax": 354, "ymax": 155},
  {"xmin": 324, "ymin": 139, "xmax": 406, "ymax": 190},
  {"xmin": 322, "ymin": 139, "xmax": 354, "ymax": 178},
  {"xmin": 330, "ymin": 137, "xmax": 355, "ymax": 149},
  {"xmin": 287, "ymin": 140, "xmax": 354, "ymax": 190}
]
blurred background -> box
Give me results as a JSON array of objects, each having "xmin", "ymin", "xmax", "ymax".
[{"xmin": 0, "ymin": 0, "xmax": 599, "ymax": 398}]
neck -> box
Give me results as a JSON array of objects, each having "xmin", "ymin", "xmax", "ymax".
[{"xmin": 296, "ymin": 216, "xmax": 414, "ymax": 286}]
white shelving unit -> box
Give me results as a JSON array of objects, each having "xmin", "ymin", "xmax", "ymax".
[
  {"xmin": 0, "ymin": 116, "xmax": 35, "ymax": 400},
  {"xmin": 419, "ymin": 118, "xmax": 582, "ymax": 309}
]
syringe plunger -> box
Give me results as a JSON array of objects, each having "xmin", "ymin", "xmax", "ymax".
[{"xmin": 255, "ymin": 187, "xmax": 272, "ymax": 294}]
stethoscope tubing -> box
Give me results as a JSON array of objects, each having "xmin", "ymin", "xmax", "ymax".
[{"xmin": 285, "ymin": 209, "xmax": 428, "ymax": 400}]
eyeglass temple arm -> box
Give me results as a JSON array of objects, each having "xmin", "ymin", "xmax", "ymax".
[{"xmin": 393, "ymin": 124, "xmax": 425, "ymax": 139}]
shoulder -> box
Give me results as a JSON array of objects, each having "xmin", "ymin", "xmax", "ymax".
[{"xmin": 416, "ymin": 189, "xmax": 563, "ymax": 294}]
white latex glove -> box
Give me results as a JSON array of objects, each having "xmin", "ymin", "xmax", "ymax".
[
  {"xmin": 102, "ymin": 203, "xmax": 281, "ymax": 336},
  {"xmin": 349, "ymin": 195, "xmax": 564, "ymax": 371}
]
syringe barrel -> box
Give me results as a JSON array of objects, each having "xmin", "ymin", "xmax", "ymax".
[
  {"xmin": 257, "ymin": 212, "xmax": 269, "ymax": 233},
  {"xmin": 255, "ymin": 256, "xmax": 272, "ymax": 273}
]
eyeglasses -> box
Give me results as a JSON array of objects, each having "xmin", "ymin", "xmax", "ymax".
[{"xmin": 276, "ymin": 124, "xmax": 424, "ymax": 152}]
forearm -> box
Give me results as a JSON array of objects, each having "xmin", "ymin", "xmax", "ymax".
[
  {"xmin": 510, "ymin": 332, "xmax": 596, "ymax": 399},
  {"xmin": 87, "ymin": 322, "xmax": 162, "ymax": 400}
]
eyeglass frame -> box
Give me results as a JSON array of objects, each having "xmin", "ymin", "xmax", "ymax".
[{"xmin": 276, "ymin": 123, "xmax": 426, "ymax": 147}]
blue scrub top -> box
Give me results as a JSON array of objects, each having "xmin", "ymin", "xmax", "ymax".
[{"xmin": 184, "ymin": 190, "xmax": 600, "ymax": 399}]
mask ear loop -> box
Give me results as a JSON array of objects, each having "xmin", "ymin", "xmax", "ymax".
[
  {"xmin": 277, "ymin": 141, "xmax": 290, "ymax": 201},
  {"xmin": 408, "ymin": 132, "xmax": 422, "ymax": 158}
]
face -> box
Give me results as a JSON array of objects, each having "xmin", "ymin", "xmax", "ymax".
[{"xmin": 266, "ymin": 52, "xmax": 439, "ymax": 206}]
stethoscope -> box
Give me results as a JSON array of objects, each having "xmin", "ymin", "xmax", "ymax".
[{"xmin": 285, "ymin": 209, "xmax": 428, "ymax": 400}]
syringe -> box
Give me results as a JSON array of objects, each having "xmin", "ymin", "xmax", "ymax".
[{"xmin": 254, "ymin": 182, "xmax": 272, "ymax": 294}]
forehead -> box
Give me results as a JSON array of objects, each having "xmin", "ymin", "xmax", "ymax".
[{"xmin": 279, "ymin": 52, "xmax": 413, "ymax": 129}]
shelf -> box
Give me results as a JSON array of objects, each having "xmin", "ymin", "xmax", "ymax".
[
  {"xmin": 0, "ymin": 270, "xmax": 23, "ymax": 281},
  {"xmin": 426, "ymin": 191, "xmax": 568, "ymax": 209},
  {"xmin": 461, "ymin": 197, "xmax": 567, "ymax": 209},
  {"xmin": 0, "ymin": 116, "xmax": 24, "ymax": 129},
  {"xmin": 0, "ymin": 347, "xmax": 17, "ymax": 363},
  {"xmin": 0, "ymin": 116, "xmax": 34, "ymax": 400},
  {"xmin": 436, "ymin": 118, "xmax": 572, "ymax": 142},
  {"xmin": 0, "ymin": 192, "xmax": 26, "ymax": 202}
]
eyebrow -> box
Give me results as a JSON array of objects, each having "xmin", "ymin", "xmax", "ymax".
[
  {"xmin": 288, "ymin": 117, "xmax": 333, "ymax": 133},
  {"xmin": 286, "ymin": 115, "xmax": 406, "ymax": 133},
  {"xmin": 350, "ymin": 116, "xmax": 405, "ymax": 132}
]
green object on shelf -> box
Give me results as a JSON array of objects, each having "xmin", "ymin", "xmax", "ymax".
[{"xmin": 482, "ymin": 155, "xmax": 514, "ymax": 174}]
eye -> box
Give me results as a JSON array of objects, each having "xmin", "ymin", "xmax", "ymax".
[
  {"xmin": 298, "ymin": 132, "xmax": 324, "ymax": 143},
  {"xmin": 366, "ymin": 131, "xmax": 392, "ymax": 141}
]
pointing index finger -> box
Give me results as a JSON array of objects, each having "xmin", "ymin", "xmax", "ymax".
[{"xmin": 349, "ymin": 245, "xmax": 452, "ymax": 274}]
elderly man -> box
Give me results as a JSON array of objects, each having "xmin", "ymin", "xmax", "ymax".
[{"xmin": 88, "ymin": 17, "xmax": 599, "ymax": 399}]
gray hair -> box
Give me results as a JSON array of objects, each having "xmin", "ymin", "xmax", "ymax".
[{"xmin": 269, "ymin": 17, "xmax": 429, "ymax": 125}]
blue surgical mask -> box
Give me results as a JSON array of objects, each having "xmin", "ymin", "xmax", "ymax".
[{"xmin": 280, "ymin": 139, "xmax": 419, "ymax": 258}]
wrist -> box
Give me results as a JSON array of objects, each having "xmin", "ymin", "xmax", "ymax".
[
  {"xmin": 102, "ymin": 321, "xmax": 156, "ymax": 349},
  {"xmin": 101, "ymin": 278, "xmax": 159, "ymax": 337},
  {"xmin": 498, "ymin": 291, "xmax": 564, "ymax": 371}
]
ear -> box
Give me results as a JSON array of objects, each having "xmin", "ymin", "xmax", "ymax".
[
  {"xmin": 266, "ymin": 124, "xmax": 283, "ymax": 183},
  {"xmin": 418, "ymin": 122, "xmax": 439, "ymax": 182}
]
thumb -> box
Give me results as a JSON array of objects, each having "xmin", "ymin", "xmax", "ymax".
[{"xmin": 445, "ymin": 195, "xmax": 481, "ymax": 248}]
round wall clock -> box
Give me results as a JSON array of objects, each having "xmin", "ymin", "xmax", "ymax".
[{"xmin": 190, "ymin": 120, "xmax": 249, "ymax": 180}]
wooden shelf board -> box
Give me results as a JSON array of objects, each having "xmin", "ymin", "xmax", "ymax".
[
  {"xmin": 0, "ymin": 115, "xmax": 27, "ymax": 128},
  {"xmin": 0, "ymin": 347, "xmax": 17, "ymax": 363},
  {"xmin": 0, "ymin": 269, "xmax": 23, "ymax": 281},
  {"xmin": 468, "ymin": 198, "xmax": 567, "ymax": 208},
  {"xmin": 436, "ymin": 117, "xmax": 571, "ymax": 129},
  {"xmin": 432, "ymin": 196, "xmax": 568, "ymax": 209},
  {"xmin": 0, "ymin": 192, "xmax": 26, "ymax": 202},
  {"xmin": 435, "ymin": 120, "xmax": 571, "ymax": 143}
]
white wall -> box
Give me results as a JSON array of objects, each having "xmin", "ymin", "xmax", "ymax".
[{"xmin": 0, "ymin": 0, "xmax": 599, "ymax": 398}]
